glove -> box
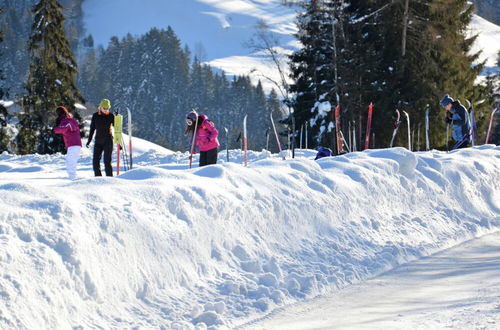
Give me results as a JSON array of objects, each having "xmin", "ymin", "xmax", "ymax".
[
  {"xmin": 445, "ymin": 114, "xmax": 452, "ymax": 124},
  {"xmin": 86, "ymin": 141, "xmax": 90, "ymax": 148}
]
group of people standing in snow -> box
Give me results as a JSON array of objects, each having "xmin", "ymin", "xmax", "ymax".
[
  {"xmin": 53, "ymin": 94, "xmax": 470, "ymax": 180},
  {"xmin": 52, "ymin": 99, "xmax": 220, "ymax": 180}
]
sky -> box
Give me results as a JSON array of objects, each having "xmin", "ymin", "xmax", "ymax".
[{"xmin": 0, "ymin": 133, "xmax": 499, "ymax": 329}]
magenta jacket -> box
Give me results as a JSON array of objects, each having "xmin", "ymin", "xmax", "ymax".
[
  {"xmin": 53, "ymin": 115, "xmax": 82, "ymax": 149},
  {"xmin": 195, "ymin": 114, "xmax": 220, "ymax": 152}
]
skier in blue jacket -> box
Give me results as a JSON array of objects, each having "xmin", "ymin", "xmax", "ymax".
[{"xmin": 440, "ymin": 94, "xmax": 471, "ymax": 150}]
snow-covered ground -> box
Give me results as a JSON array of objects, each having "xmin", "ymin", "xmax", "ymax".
[
  {"xmin": 242, "ymin": 230, "xmax": 500, "ymax": 329},
  {"xmin": 0, "ymin": 135, "xmax": 499, "ymax": 329}
]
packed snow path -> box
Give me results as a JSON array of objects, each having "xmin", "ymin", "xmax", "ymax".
[{"xmin": 241, "ymin": 230, "xmax": 500, "ymax": 330}]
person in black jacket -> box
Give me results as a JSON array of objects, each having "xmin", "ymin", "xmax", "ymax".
[
  {"xmin": 86, "ymin": 99, "xmax": 115, "ymax": 176},
  {"xmin": 440, "ymin": 94, "xmax": 471, "ymax": 150}
]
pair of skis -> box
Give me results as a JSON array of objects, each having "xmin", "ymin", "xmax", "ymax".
[
  {"xmin": 389, "ymin": 109, "xmax": 410, "ymax": 150},
  {"xmin": 465, "ymin": 99, "xmax": 499, "ymax": 146},
  {"xmin": 114, "ymin": 109, "xmax": 133, "ymax": 175}
]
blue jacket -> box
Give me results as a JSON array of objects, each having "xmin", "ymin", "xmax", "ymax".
[{"xmin": 450, "ymin": 101, "xmax": 470, "ymax": 143}]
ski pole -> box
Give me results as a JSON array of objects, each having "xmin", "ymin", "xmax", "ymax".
[
  {"xmin": 189, "ymin": 115, "xmax": 199, "ymax": 169},
  {"xmin": 446, "ymin": 123, "xmax": 450, "ymax": 151},
  {"xmin": 224, "ymin": 127, "xmax": 229, "ymax": 162}
]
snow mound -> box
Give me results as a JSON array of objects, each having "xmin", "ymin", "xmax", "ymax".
[{"xmin": 0, "ymin": 141, "xmax": 499, "ymax": 329}]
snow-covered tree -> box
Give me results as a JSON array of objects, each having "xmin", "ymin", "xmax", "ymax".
[
  {"xmin": 289, "ymin": 0, "xmax": 490, "ymax": 150},
  {"xmin": 19, "ymin": 0, "xmax": 84, "ymax": 154}
]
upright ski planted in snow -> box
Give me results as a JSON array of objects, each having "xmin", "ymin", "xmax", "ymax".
[
  {"xmin": 390, "ymin": 110, "xmax": 401, "ymax": 148},
  {"xmin": 224, "ymin": 127, "xmax": 229, "ymax": 162},
  {"xmin": 243, "ymin": 114, "xmax": 248, "ymax": 166},
  {"xmin": 403, "ymin": 110, "xmax": 411, "ymax": 151},
  {"xmin": 127, "ymin": 108, "xmax": 133, "ymax": 169},
  {"xmin": 466, "ymin": 100, "xmax": 476, "ymax": 146},
  {"xmin": 335, "ymin": 106, "xmax": 343, "ymax": 154},
  {"xmin": 189, "ymin": 115, "xmax": 199, "ymax": 169},
  {"xmin": 270, "ymin": 112, "xmax": 284, "ymax": 159},
  {"xmin": 425, "ymin": 107, "xmax": 430, "ymax": 151},
  {"xmin": 485, "ymin": 107, "xmax": 498, "ymax": 144},
  {"xmin": 364, "ymin": 103, "xmax": 373, "ymax": 150},
  {"xmin": 114, "ymin": 113, "xmax": 123, "ymax": 175}
]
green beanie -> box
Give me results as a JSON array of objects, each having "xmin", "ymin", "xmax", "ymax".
[{"xmin": 99, "ymin": 99, "xmax": 111, "ymax": 109}]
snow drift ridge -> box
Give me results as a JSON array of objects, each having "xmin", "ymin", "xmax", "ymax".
[{"xmin": 0, "ymin": 145, "xmax": 499, "ymax": 329}]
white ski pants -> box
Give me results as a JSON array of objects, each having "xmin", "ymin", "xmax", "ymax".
[{"xmin": 66, "ymin": 145, "xmax": 81, "ymax": 180}]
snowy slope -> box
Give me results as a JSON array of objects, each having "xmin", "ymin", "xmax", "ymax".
[
  {"xmin": 83, "ymin": 0, "xmax": 500, "ymax": 91},
  {"xmin": 0, "ymin": 136, "xmax": 499, "ymax": 329},
  {"xmin": 83, "ymin": 0, "xmax": 296, "ymax": 92},
  {"xmin": 470, "ymin": 15, "xmax": 500, "ymax": 75}
]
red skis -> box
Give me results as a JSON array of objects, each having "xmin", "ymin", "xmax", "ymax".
[
  {"xmin": 334, "ymin": 106, "xmax": 343, "ymax": 154},
  {"xmin": 364, "ymin": 103, "xmax": 373, "ymax": 150}
]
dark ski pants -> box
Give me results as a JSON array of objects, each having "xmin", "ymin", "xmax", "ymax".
[
  {"xmin": 453, "ymin": 139, "xmax": 469, "ymax": 150},
  {"xmin": 93, "ymin": 138, "xmax": 113, "ymax": 176},
  {"xmin": 199, "ymin": 148, "xmax": 218, "ymax": 167}
]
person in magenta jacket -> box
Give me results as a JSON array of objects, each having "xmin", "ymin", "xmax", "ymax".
[
  {"xmin": 185, "ymin": 110, "xmax": 220, "ymax": 166},
  {"xmin": 53, "ymin": 106, "xmax": 82, "ymax": 180}
]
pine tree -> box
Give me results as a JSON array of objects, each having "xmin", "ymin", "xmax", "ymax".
[
  {"xmin": 290, "ymin": 0, "xmax": 490, "ymax": 150},
  {"xmin": 19, "ymin": 0, "xmax": 84, "ymax": 154},
  {"xmin": 76, "ymin": 25, "xmax": 273, "ymax": 151},
  {"xmin": 289, "ymin": 0, "xmax": 351, "ymax": 149},
  {"xmin": 0, "ymin": 8, "xmax": 11, "ymax": 153}
]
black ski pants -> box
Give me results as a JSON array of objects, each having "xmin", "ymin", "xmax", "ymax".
[
  {"xmin": 453, "ymin": 139, "xmax": 469, "ymax": 150},
  {"xmin": 93, "ymin": 138, "xmax": 113, "ymax": 176},
  {"xmin": 199, "ymin": 148, "xmax": 218, "ymax": 167}
]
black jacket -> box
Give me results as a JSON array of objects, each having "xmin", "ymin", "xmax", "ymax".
[
  {"xmin": 87, "ymin": 111, "xmax": 115, "ymax": 143},
  {"xmin": 450, "ymin": 101, "xmax": 470, "ymax": 142}
]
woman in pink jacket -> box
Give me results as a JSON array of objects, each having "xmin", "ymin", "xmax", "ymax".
[
  {"xmin": 185, "ymin": 110, "xmax": 220, "ymax": 166},
  {"xmin": 53, "ymin": 106, "xmax": 82, "ymax": 180}
]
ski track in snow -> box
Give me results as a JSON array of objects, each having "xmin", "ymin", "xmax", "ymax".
[
  {"xmin": 240, "ymin": 230, "xmax": 500, "ymax": 330},
  {"xmin": 0, "ymin": 139, "xmax": 499, "ymax": 329}
]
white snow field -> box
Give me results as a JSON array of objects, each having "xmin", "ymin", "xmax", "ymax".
[{"xmin": 0, "ymin": 135, "xmax": 499, "ymax": 329}]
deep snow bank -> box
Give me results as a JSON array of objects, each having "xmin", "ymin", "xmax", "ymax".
[{"xmin": 0, "ymin": 145, "xmax": 499, "ymax": 329}]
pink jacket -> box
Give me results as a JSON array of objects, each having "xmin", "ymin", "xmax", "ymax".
[
  {"xmin": 53, "ymin": 115, "xmax": 82, "ymax": 149},
  {"xmin": 195, "ymin": 114, "xmax": 220, "ymax": 152}
]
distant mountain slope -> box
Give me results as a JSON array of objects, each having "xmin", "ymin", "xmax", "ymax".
[
  {"xmin": 474, "ymin": 0, "xmax": 500, "ymax": 25},
  {"xmin": 470, "ymin": 15, "xmax": 500, "ymax": 75}
]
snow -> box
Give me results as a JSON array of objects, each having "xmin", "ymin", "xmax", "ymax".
[
  {"xmin": 0, "ymin": 100, "xmax": 14, "ymax": 108},
  {"xmin": 0, "ymin": 134, "xmax": 499, "ymax": 329},
  {"xmin": 243, "ymin": 230, "xmax": 500, "ymax": 329},
  {"xmin": 74, "ymin": 103, "xmax": 87, "ymax": 110},
  {"xmin": 469, "ymin": 15, "xmax": 500, "ymax": 75}
]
